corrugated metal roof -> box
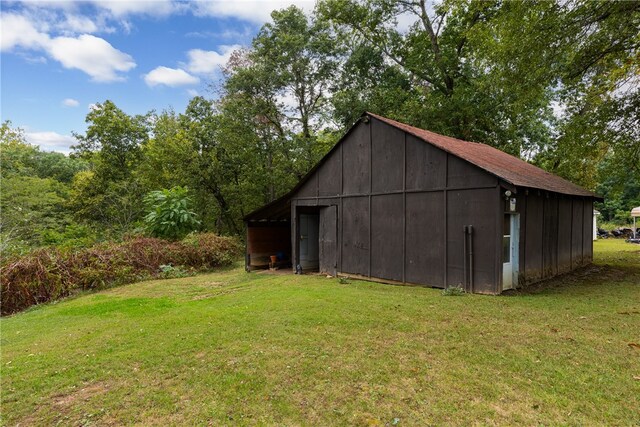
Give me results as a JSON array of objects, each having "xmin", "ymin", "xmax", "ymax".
[{"xmin": 368, "ymin": 112, "xmax": 598, "ymax": 198}]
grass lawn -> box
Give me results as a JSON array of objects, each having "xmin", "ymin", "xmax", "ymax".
[{"xmin": 2, "ymin": 240, "xmax": 639, "ymax": 426}]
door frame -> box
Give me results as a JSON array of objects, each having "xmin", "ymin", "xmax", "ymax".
[
  {"xmin": 502, "ymin": 213, "xmax": 520, "ymax": 290},
  {"xmin": 294, "ymin": 204, "xmax": 339, "ymax": 274}
]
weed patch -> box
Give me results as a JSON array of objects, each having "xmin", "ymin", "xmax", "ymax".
[{"xmin": 0, "ymin": 233, "xmax": 241, "ymax": 315}]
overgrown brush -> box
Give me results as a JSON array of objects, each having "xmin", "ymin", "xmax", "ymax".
[{"xmin": 0, "ymin": 233, "xmax": 241, "ymax": 315}]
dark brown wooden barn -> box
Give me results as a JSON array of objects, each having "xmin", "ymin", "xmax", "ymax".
[{"xmin": 244, "ymin": 113, "xmax": 601, "ymax": 294}]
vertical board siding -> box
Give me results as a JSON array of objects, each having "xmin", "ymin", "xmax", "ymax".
[
  {"xmin": 405, "ymin": 192, "xmax": 445, "ymax": 286},
  {"xmin": 318, "ymin": 149, "xmax": 341, "ymax": 196},
  {"xmin": 447, "ymin": 155, "xmax": 496, "ymax": 188},
  {"xmin": 519, "ymin": 193, "xmax": 593, "ymax": 286},
  {"xmin": 524, "ymin": 194, "xmax": 544, "ymax": 282},
  {"xmin": 557, "ymin": 198, "xmax": 573, "ymax": 274},
  {"xmin": 319, "ymin": 206, "xmax": 338, "ymax": 275},
  {"xmin": 571, "ymin": 199, "xmax": 584, "ymax": 267},
  {"xmin": 341, "ymin": 196, "xmax": 369, "ymax": 276},
  {"xmin": 446, "ymin": 187, "xmax": 497, "ymax": 293},
  {"xmin": 342, "ymin": 122, "xmax": 370, "ymax": 195},
  {"xmin": 582, "ymin": 199, "xmax": 593, "ymax": 263},
  {"xmin": 516, "ymin": 192, "xmax": 527, "ymax": 286},
  {"xmin": 542, "ymin": 196, "xmax": 559, "ymax": 278},
  {"xmin": 405, "ymin": 134, "xmax": 446, "ymax": 190},
  {"xmin": 371, "ymin": 119, "xmax": 404, "ymax": 193},
  {"xmin": 371, "ymin": 194, "xmax": 404, "ymax": 281},
  {"xmin": 296, "ymin": 173, "xmax": 318, "ymax": 198}
]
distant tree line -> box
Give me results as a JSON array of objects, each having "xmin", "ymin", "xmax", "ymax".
[{"xmin": 1, "ymin": 0, "xmax": 638, "ymax": 253}]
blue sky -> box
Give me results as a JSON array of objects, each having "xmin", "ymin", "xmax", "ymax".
[{"xmin": 1, "ymin": 0, "xmax": 314, "ymax": 153}]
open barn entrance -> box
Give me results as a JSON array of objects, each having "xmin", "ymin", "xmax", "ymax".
[
  {"xmin": 294, "ymin": 205, "xmax": 338, "ymax": 275},
  {"xmin": 246, "ymin": 221, "xmax": 291, "ymax": 271},
  {"xmin": 244, "ymin": 197, "xmax": 292, "ymax": 272}
]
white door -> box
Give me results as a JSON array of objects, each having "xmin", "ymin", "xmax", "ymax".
[
  {"xmin": 299, "ymin": 213, "xmax": 319, "ymax": 271},
  {"xmin": 502, "ymin": 213, "xmax": 519, "ymax": 290}
]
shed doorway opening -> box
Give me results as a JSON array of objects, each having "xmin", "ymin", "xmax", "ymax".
[
  {"xmin": 299, "ymin": 213, "xmax": 319, "ymax": 271},
  {"xmin": 502, "ymin": 213, "xmax": 520, "ymax": 290}
]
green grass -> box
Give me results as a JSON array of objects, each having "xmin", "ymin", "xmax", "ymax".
[{"xmin": 2, "ymin": 240, "xmax": 639, "ymax": 426}]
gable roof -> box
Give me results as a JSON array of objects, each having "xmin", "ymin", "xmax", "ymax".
[
  {"xmin": 368, "ymin": 112, "xmax": 598, "ymax": 198},
  {"xmin": 245, "ymin": 112, "xmax": 600, "ymax": 221}
]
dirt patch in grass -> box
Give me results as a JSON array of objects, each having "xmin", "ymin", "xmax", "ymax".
[{"xmin": 54, "ymin": 382, "xmax": 111, "ymax": 408}]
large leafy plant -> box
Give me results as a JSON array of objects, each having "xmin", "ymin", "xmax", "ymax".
[{"xmin": 144, "ymin": 187, "xmax": 200, "ymax": 240}]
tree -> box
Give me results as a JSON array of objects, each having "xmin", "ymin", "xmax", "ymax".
[
  {"xmin": 0, "ymin": 175, "xmax": 70, "ymax": 252},
  {"xmin": 1, "ymin": 121, "xmax": 87, "ymax": 252},
  {"xmin": 319, "ymin": 0, "xmax": 556, "ymax": 155},
  {"xmin": 538, "ymin": 1, "xmax": 640, "ymax": 189},
  {"xmin": 208, "ymin": 5, "xmax": 343, "ymax": 229},
  {"xmin": 70, "ymin": 100, "xmax": 150, "ymax": 232},
  {"xmin": 72, "ymin": 100, "xmax": 150, "ymax": 181}
]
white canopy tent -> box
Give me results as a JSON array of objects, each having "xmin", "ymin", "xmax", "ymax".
[{"xmin": 632, "ymin": 207, "xmax": 640, "ymax": 239}]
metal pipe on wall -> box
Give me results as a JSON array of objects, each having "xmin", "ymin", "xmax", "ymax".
[
  {"xmin": 469, "ymin": 225, "xmax": 474, "ymax": 292},
  {"xmin": 463, "ymin": 225, "xmax": 468, "ymax": 289}
]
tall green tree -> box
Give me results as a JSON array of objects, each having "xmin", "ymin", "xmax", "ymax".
[
  {"xmin": 319, "ymin": 0, "xmax": 556, "ymax": 155},
  {"xmin": 538, "ymin": 1, "xmax": 640, "ymax": 189},
  {"xmin": 72, "ymin": 100, "xmax": 150, "ymax": 180},
  {"xmin": 219, "ymin": 5, "xmax": 341, "ymax": 208},
  {"xmin": 70, "ymin": 101, "xmax": 150, "ymax": 231},
  {"xmin": 1, "ymin": 121, "xmax": 88, "ymax": 252}
]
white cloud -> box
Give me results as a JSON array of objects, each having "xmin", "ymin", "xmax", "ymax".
[
  {"xmin": 186, "ymin": 88, "xmax": 199, "ymax": 97},
  {"xmin": 185, "ymin": 45, "xmax": 241, "ymax": 75},
  {"xmin": 25, "ymin": 131, "xmax": 76, "ymax": 154},
  {"xmin": 18, "ymin": 52, "xmax": 48, "ymax": 64},
  {"xmin": 48, "ymin": 34, "xmax": 136, "ymax": 82},
  {"xmin": 0, "ymin": 12, "xmax": 50, "ymax": 51},
  {"xmin": 57, "ymin": 14, "xmax": 98, "ymax": 34},
  {"xmin": 88, "ymin": 0, "xmax": 179, "ymax": 18},
  {"xmin": 144, "ymin": 66, "xmax": 200, "ymax": 87},
  {"xmin": 1, "ymin": 11, "xmax": 135, "ymax": 82},
  {"xmin": 192, "ymin": 0, "xmax": 315, "ymax": 23},
  {"xmin": 19, "ymin": 0, "xmax": 179, "ymax": 19},
  {"xmin": 62, "ymin": 98, "xmax": 79, "ymax": 107}
]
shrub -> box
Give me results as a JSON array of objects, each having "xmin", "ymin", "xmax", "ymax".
[
  {"xmin": 143, "ymin": 187, "xmax": 200, "ymax": 240},
  {"xmin": 0, "ymin": 233, "xmax": 242, "ymax": 315},
  {"xmin": 442, "ymin": 286, "xmax": 466, "ymax": 296},
  {"xmin": 159, "ymin": 264, "xmax": 190, "ymax": 279}
]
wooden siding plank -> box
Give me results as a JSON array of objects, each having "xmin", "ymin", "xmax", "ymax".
[
  {"xmin": 446, "ymin": 188, "xmax": 498, "ymax": 293},
  {"xmin": 405, "ymin": 192, "xmax": 445, "ymax": 286},
  {"xmin": 572, "ymin": 199, "xmax": 584, "ymax": 267},
  {"xmin": 371, "ymin": 194, "xmax": 404, "ymax": 282},
  {"xmin": 341, "ymin": 196, "xmax": 369, "ymax": 276},
  {"xmin": 342, "ymin": 121, "xmax": 371, "ymax": 195},
  {"xmin": 405, "ymin": 134, "xmax": 446, "ymax": 190},
  {"xmin": 372, "ymin": 118, "xmax": 404, "ymax": 192}
]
